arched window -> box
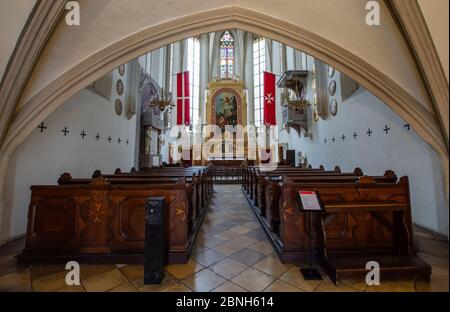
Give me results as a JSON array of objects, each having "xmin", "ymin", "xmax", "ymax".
[
  {"xmin": 188, "ymin": 37, "xmax": 200, "ymax": 125},
  {"xmin": 219, "ymin": 31, "xmax": 234, "ymax": 79},
  {"xmin": 253, "ymin": 36, "xmax": 266, "ymax": 126}
]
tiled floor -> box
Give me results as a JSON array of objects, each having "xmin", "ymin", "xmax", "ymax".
[{"xmin": 0, "ymin": 185, "xmax": 448, "ymax": 292}]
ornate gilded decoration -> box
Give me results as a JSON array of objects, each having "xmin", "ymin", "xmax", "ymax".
[{"xmin": 206, "ymin": 79, "xmax": 247, "ymax": 128}]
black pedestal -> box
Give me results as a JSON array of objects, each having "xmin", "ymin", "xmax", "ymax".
[
  {"xmin": 300, "ymin": 268, "xmax": 323, "ymax": 280},
  {"xmin": 144, "ymin": 197, "xmax": 166, "ymax": 285}
]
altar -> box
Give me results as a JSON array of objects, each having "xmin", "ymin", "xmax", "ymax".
[{"xmin": 194, "ymin": 78, "xmax": 256, "ymax": 166}]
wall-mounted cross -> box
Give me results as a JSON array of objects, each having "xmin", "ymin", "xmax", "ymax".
[
  {"xmin": 126, "ymin": 140, "xmax": 129, "ymax": 145},
  {"xmin": 80, "ymin": 131, "xmax": 87, "ymax": 139},
  {"xmin": 38, "ymin": 122, "xmax": 47, "ymax": 132},
  {"xmin": 353, "ymin": 131, "xmax": 358, "ymax": 139},
  {"xmin": 107, "ymin": 136, "xmax": 112, "ymax": 143},
  {"xmin": 324, "ymin": 138, "xmax": 327, "ymax": 144},
  {"xmin": 404, "ymin": 124, "xmax": 411, "ymax": 131},
  {"xmin": 96, "ymin": 133, "xmax": 100, "ymax": 141},
  {"xmin": 117, "ymin": 138, "xmax": 121, "ymax": 144},
  {"xmin": 383, "ymin": 125, "xmax": 391, "ymax": 134},
  {"xmin": 367, "ymin": 128, "xmax": 373, "ymax": 137},
  {"xmin": 332, "ymin": 137, "xmax": 336, "ymax": 143},
  {"xmin": 62, "ymin": 127, "xmax": 69, "ymax": 136},
  {"xmin": 341, "ymin": 134, "xmax": 346, "ymax": 141}
]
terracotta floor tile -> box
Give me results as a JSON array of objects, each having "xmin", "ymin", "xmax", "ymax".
[
  {"xmin": 107, "ymin": 281, "xmax": 138, "ymax": 292},
  {"xmin": 415, "ymin": 276, "xmax": 449, "ymax": 292},
  {"xmin": 31, "ymin": 265, "xmax": 66, "ymax": 281},
  {"xmin": 231, "ymin": 268, "xmax": 275, "ymax": 292},
  {"xmin": 209, "ymin": 258, "xmax": 249, "ymax": 279},
  {"xmin": 182, "ymin": 269, "xmax": 226, "ymax": 292},
  {"xmin": 248, "ymin": 240, "xmax": 274, "ymax": 255},
  {"xmin": 193, "ymin": 249, "xmax": 226, "ymax": 267},
  {"xmin": 82, "ymin": 269, "xmax": 128, "ymax": 292},
  {"xmin": 279, "ymin": 267, "xmax": 322, "ymax": 292},
  {"xmin": 263, "ymin": 279, "xmax": 304, "ymax": 292},
  {"xmin": 212, "ymin": 281, "xmax": 248, "ymax": 292},
  {"xmin": 253, "ymin": 255, "xmax": 292, "ymax": 278},
  {"xmin": 32, "ymin": 271, "xmax": 69, "ymax": 292},
  {"xmin": 80, "ymin": 264, "xmax": 117, "ymax": 280},
  {"xmin": 230, "ymin": 235, "xmax": 259, "ymax": 248},
  {"xmin": 165, "ymin": 260, "xmax": 204, "ymax": 280},
  {"xmin": 366, "ymin": 279, "xmax": 415, "ymax": 292},
  {"xmin": 119, "ymin": 265, "xmax": 144, "ymax": 281},
  {"xmin": 229, "ymin": 225, "xmax": 252, "ymax": 235},
  {"xmin": 214, "ymin": 230, "xmax": 241, "ymax": 241},
  {"xmin": 213, "ymin": 241, "xmax": 245, "ymax": 256},
  {"xmin": 230, "ymin": 248, "xmax": 266, "ymax": 266},
  {"xmin": 0, "ymin": 269, "xmax": 30, "ymax": 291},
  {"xmin": 315, "ymin": 279, "xmax": 362, "ymax": 292}
]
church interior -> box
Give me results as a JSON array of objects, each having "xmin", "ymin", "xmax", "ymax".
[{"xmin": 0, "ymin": 0, "xmax": 448, "ymax": 293}]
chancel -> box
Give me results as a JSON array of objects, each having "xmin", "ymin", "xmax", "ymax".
[{"xmin": 0, "ymin": 0, "xmax": 448, "ymax": 294}]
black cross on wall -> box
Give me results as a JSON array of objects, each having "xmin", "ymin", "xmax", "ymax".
[
  {"xmin": 126, "ymin": 140, "xmax": 129, "ymax": 145},
  {"xmin": 96, "ymin": 133, "xmax": 100, "ymax": 141},
  {"xmin": 107, "ymin": 136, "xmax": 112, "ymax": 143},
  {"xmin": 341, "ymin": 134, "xmax": 346, "ymax": 141},
  {"xmin": 332, "ymin": 137, "xmax": 336, "ymax": 143},
  {"xmin": 383, "ymin": 125, "xmax": 391, "ymax": 134},
  {"xmin": 404, "ymin": 124, "xmax": 411, "ymax": 131},
  {"xmin": 324, "ymin": 138, "xmax": 327, "ymax": 144},
  {"xmin": 80, "ymin": 131, "xmax": 87, "ymax": 139},
  {"xmin": 62, "ymin": 127, "xmax": 69, "ymax": 136},
  {"xmin": 367, "ymin": 128, "xmax": 373, "ymax": 137},
  {"xmin": 117, "ymin": 138, "xmax": 121, "ymax": 144},
  {"xmin": 353, "ymin": 131, "xmax": 358, "ymax": 139},
  {"xmin": 38, "ymin": 122, "xmax": 47, "ymax": 132}
]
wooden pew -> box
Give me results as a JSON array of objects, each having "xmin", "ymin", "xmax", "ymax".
[
  {"xmin": 58, "ymin": 173, "xmax": 202, "ymax": 234},
  {"xmin": 270, "ymin": 175, "xmax": 430, "ymax": 282},
  {"xmin": 264, "ymin": 170, "xmax": 398, "ymax": 233},
  {"xmin": 250, "ymin": 166, "xmax": 325, "ymax": 211},
  {"xmin": 254, "ymin": 167, "xmax": 359, "ymax": 214},
  {"xmin": 245, "ymin": 165, "xmax": 327, "ymax": 201},
  {"xmin": 99, "ymin": 168, "xmax": 209, "ymax": 221},
  {"xmin": 18, "ymin": 174, "xmax": 209, "ymax": 265}
]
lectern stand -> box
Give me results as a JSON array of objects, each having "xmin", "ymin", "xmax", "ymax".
[
  {"xmin": 144, "ymin": 197, "xmax": 166, "ymax": 284},
  {"xmin": 296, "ymin": 190, "xmax": 325, "ymax": 281}
]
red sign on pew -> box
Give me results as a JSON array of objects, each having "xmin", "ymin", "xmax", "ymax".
[{"xmin": 297, "ymin": 190, "xmax": 325, "ymax": 212}]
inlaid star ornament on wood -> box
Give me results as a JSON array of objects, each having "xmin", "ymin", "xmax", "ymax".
[
  {"xmin": 88, "ymin": 202, "xmax": 109, "ymax": 224},
  {"xmin": 264, "ymin": 93, "xmax": 274, "ymax": 104}
]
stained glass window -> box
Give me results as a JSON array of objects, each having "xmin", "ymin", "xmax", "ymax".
[{"xmin": 220, "ymin": 31, "xmax": 234, "ymax": 79}]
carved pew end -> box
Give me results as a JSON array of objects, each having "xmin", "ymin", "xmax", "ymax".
[
  {"xmin": 354, "ymin": 167, "xmax": 363, "ymax": 176},
  {"xmin": 57, "ymin": 172, "xmax": 72, "ymax": 184},
  {"xmin": 92, "ymin": 170, "xmax": 102, "ymax": 179}
]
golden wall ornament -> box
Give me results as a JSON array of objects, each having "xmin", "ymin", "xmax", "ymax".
[{"xmin": 206, "ymin": 78, "xmax": 247, "ymax": 127}]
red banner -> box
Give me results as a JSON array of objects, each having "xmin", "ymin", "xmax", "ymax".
[
  {"xmin": 176, "ymin": 71, "xmax": 190, "ymax": 125},
  {"xmin": 263, "ymin": 71, "xmax": 276, "ymax": 126}
]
